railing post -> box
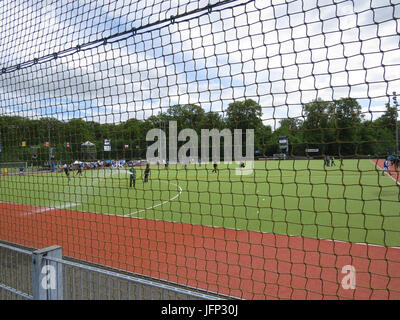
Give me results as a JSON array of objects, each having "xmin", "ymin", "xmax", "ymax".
[{"xmin": 32, "ymin": 245, "xmax": 63, "ymax": 300}]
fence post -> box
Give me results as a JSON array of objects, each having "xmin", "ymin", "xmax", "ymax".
[{"xmin": 32, "ymin": 245, "xmax": 63, "ymax": 300}]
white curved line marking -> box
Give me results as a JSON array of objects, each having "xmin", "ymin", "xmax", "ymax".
[{"xmin": 127, "ymin": 181, "xmax": 182, "ymax": 217}]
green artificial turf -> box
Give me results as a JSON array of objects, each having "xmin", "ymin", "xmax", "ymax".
[{"xmin": 1, "ymin": 160, "xmax": 399, "ymax": 246}]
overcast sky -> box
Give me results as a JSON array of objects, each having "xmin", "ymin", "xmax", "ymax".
[{"xmin": 0, "ymin": 0, "xmax": 399, "ymax": 129}]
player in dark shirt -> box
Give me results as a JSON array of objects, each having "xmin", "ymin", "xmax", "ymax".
[
  {"xmin": 144, "ymin": 163, "xmax": 150, "ymax": 182},
  {"xmin": 76, "ymin": 164, "xmax": 82, "ymax": 176},
  {"xmin": 63, "ymin": 164, "xmax": 71, "ymax": 182},
  {"xmin": 129, "ymin": 167, "xmax": 136, "ymax": 188}
]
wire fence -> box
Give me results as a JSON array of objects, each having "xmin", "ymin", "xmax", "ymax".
[
  {"xmin": 0, "ymin": 243, "xmax": 33, "ymax": 300},
  {"xmin": 0, "ymin": 241, "xmax": 226, "ymax": 300},
  {"xmin": 0, "ymin": 0, "xmax": 400, "ymax": 300}
]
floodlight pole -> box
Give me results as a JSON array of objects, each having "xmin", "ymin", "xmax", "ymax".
[
  {"xmin": 393, "ymin": 92, "xmax": 399, "ymax": 156},
  {"xmin": 159, "ymin": 109, "xmax": 167, "ymax": 162},
  {"xmin": 48, "ymin": 121, "xmax": 51, "ymax": 164}
]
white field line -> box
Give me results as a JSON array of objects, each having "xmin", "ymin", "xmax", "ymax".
[
  {"xmin": 370, "ymin": 159, "xmax": 400, "ymax": 186},
  {"xmin": 384, "ymin": 173, "xmax": 400, "ymax": 186},
  {"xmin": 20, "ymin": 202, "xmax": 80, "ymax": 216},
  {"xmin": 202, "ymin": 224, "xmax": 400, "ymax": 250},
  {"xmin": 3, "ymin": 200, "xmax": 399, "ymax": 250},
  {"xmin": 121, "ymin": 212, "xmax": 400, "ymax": 250},
  {"xmin": 127, "ymin": 181, "xmax": 183, "ymax": 217},
  {"xmin": 0, "ymin": 201, "xmax": 26, "ymax": 206},
  {"xmin": 120, "ymin": 166, "xmax": 400, "ymax": 250},
  {"xmin": 132, "ymin": 215, "xmax": 400, "ymax": 250},
  {"xmin": 20, "ymin": 168, "xmax": 118, "ymax": 216},
  {"xmin": 4, "ymin": 191, "xmax": 397, "ymax": 249},
  {"xmin": 96, "ymin": 169, "xmax": 183, "ymax": 216},
  {"xmin": 4, "ymin": 167, "xmax": 399, "ymax": 250}
]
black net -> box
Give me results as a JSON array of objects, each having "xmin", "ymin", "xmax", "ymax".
[{"xmin": 0, "ymin": 0, "xmax": 399, "ymax": 300}]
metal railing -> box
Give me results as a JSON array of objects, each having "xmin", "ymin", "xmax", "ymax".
[
  {"xmin": 0, "ymin": 241, "xmax": 225, "ymax": 300},
  {"xmin": 0, "ymin": 243, "xmax": 33, "ymax": 300}
]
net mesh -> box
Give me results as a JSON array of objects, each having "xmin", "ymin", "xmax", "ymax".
[{"xmin": 0, "ymin": 0, "xmax": 399, "ymax": 299}]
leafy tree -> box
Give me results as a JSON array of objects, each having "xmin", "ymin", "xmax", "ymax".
[
  {"xmin": 0, "ymin": 97, "xmax": 396, "ymax": 162},
  {"xmin": 166, "ymin": 104, "xmax": 205, "ymax": 133},
  {"xmin": 302, "ymin": 99, "xmax": 335, "ymax": 155},
  {"xmin": 371, "ymin": 103, "xmax": 398, "ymax": 155},
  {"xmin": 198, "ymin": 111, "xmax": 225, "ymax": 130},
  {"xmin": 332, "ymin": 98, "xmax": 363, "ymax": 156},
  {"xmin": 276, "ymin": 118, "xmax": 305, "ymax": 156},
  {"xmin": 225, "ymin": 99, "xmax": 263, "ymax": 131},
  {"xmin": 376, "ymin": 103, "xmax": 397, "ymax": 131}
]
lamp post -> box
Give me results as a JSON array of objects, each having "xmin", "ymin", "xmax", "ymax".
[
  {"xmin": 393, "ymin": 92, "xmax": 399, "ymax": 156},
  {"xmin": 48, "ymin": 120, "xmax": 51, "ymax": 165},
  {"xmin": 159, "ymin": 110, "xmax": 167, "ymax": 163}
]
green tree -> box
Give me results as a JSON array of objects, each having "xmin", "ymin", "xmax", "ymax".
[
  {"xmin": 332, "ymin": 98, "xmax": 363, "ymax": 156},
  {"xmin": 255, "ymin": 124, "xmax": 273, "ymax": 156},
  {"xmin": 166, "ymin": 104, "xmax": 205, "ymax": 133},
  {"xmin": 225, "ymin": 99, "xmax": 263, "ymax": 131},
  {"xmin": 358, "ymin": 121, "xmax": 378, "ymax": 156},
  {"xmin": 276, "ymin": 118, "xmax": 305, "ymax": 156},
  {"xmin": 66, "ymin": 119, "xmax": 95, "ymax": 160},
  {"xmin": 198, "ymin": 111, "xmax": 225, "ymax": 130},
  {"xmin": 225, "ymin": 99, "xmax": 264, "ymax": 157},
  {"xmin": 302, "ymin": 99, "xmax": 335, "ymax": 155},
  {"xmin": 371, "ymin": 103, "xmax": 398, "ymax": 155}
]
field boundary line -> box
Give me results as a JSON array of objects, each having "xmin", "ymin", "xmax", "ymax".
[
  {"xmin": 3, "ymin": 196, "xmax": 397, "ymax": 249},
  {"xmin": 20, "ymin": 202, "xmax": 81, "ymax": 216},
  {"xmin": 370, "ymin": 159, "xmax": 400, "ymax": 186},
  {"xmin": 196, "ymin": 223, "xmax": 400, "ymax": 250},
  {"xmin": 126, "ymin": 181, "xmax": 183, "ymax": 217}
]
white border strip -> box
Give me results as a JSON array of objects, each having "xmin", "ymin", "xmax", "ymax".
[
  {"xmin": 370, "ymin": 159, "xmax": 400, "ymax": 186},
  {"xmin": 20, "ymin": 202, "xmax": 80, "ymax": 216}
]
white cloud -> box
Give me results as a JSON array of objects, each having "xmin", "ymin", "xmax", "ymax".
[{"xmin": 0, "ymin": 0, "xmax": 399, "ymax": 128}]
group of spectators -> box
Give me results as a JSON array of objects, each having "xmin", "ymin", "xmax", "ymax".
[{"xmin": 59, "ymin": 160, "xmax": 131, "ymax": 171}]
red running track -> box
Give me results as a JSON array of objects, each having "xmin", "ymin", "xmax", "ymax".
[{"xmin": 1, "ymin": 199, "xmax": 400, "ymax": 300}]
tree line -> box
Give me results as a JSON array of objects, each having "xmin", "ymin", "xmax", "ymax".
[{"xmin": 0, "ymin": 98, "xmax": 397, "ymax": 164}]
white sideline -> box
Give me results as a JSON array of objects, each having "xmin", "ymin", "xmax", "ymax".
[
  {"xmin": 2, "ymin": 165, "xmax": 398, "ymax": 249},
  {"xmin": 19, "ymin": 168, "xmax": 120, "ymax": 216},
  {"xmin": 187, "ymin": 223, "xmax": 400, "ymax": 250},
  {"xmin": 20, "ymin": 202, "xmax": 80, "ymax": 216},
  {"xmin": 370, "ymin": 159, "xmax": 400, "ymax": 186}
]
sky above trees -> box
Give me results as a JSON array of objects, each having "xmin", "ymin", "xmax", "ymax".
[{"xmin": 0, "ymin": 0, "xmax": 398, "ymax": 130}]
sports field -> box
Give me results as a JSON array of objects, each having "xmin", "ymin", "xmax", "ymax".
[
  {"xmin": 1, "ymin": 159, "xmax": 400, "ymax": 299},
  {"xmin": 1, "ymin": 159, "xmax": 399, "ymax": 246}
]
